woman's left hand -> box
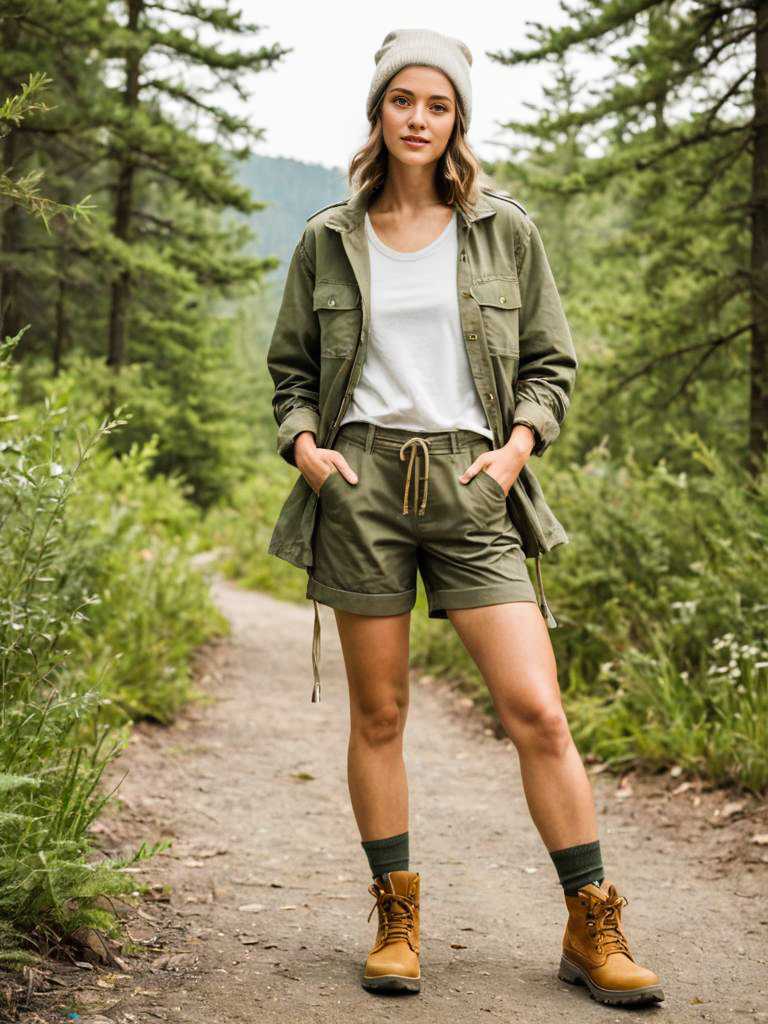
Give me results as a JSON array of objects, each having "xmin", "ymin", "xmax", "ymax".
[{"xmin": 459, "ymin": 425, "xmax": 536, "ymax": 497}]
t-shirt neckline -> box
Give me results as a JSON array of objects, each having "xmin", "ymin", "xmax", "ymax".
[{"xmin": 364, "ymin": 209, "xmax": 456, "ymax": 261}]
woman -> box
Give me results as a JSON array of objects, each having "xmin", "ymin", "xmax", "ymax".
[{"xmin": 267, "ymin": 27, "xmax": 663, "ymax": 1007}]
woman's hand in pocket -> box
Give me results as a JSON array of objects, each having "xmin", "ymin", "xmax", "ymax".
[
  {"xmin": 294, "ymin": 431, "xmax": 358, "ymax": 495},
  {"xmin": 458, "ymin": 425, "xmax": 535, "ymax": 497}
]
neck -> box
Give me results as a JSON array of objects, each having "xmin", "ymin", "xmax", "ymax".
[{"xmin": 370, "ymin": 159, "xmax": 446, "ymax": 215}]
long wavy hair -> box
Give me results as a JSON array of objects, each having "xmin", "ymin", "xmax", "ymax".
[{"xmin": 348, "ymin": 79, "xmax": 493, "ymax": 216}]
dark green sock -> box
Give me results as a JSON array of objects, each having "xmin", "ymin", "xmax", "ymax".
[
  {"xmin": 549, "ymin": 839, "xmax": 604, "ymax": 895},
  {"xmin": 361, "ymin": 831, "xmax": 409, "ymax": 879}
]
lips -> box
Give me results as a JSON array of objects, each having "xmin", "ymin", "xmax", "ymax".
[{"xmin": 402, "ymin": 136, "xmax": 429, "ymax": 147}]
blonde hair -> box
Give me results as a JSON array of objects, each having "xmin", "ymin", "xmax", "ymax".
[{"xmin": 348, "ymin": 86, "xmax": 493, "ymax": 216}]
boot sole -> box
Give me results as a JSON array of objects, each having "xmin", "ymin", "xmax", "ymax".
[
  {"xmin": 558, "ymin": 955, "xmax": 664, "ymax": 1006},
  {"xmin": 361, "ymin": 972, "xmax": 421, "ymax": 993}
]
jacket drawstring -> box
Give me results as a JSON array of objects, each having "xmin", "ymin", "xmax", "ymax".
[
  {"xmin": 534, "ymin": 553, "xmax": 558, "ymax": 628},
  {"xmin": 311, "ymin": 598, "xmax": 321, "ymax": 702}
]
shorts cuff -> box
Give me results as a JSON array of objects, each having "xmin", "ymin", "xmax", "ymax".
[
  {"xmin": 307, "ymin": 576, "xmax": 416, "ymax": 617},
  {"xmin": 427, "ymin": 581, "xmax": 538, "ymax": 618}
]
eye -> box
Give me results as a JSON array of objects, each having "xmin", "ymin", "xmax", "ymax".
[
  {"xmin": 432, "ymin": 103, "xmax": 447, "ymax": 113},
  {"xmin": 393, "ymin": 95, "xmax": 409, "ymax": 106}
]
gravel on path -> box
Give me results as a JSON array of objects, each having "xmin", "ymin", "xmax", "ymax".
[{"xmin": 65, "ymin": 579, "xmax": 768, "ymax": 1024}]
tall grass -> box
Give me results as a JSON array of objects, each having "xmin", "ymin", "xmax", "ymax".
[{"xmin": 0, "ymin": 333, "xmax": 225, "ymax": 961}]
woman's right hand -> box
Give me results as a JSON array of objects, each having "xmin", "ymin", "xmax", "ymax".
[{"xmin": 294, "ymin": 431, "xmax": 358, "ymax": 495}]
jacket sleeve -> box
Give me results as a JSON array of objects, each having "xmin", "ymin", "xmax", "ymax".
[
  {"xmin": 266, "ymin": 230, "xmax": 320, "ymax": 466},
  {"xmin": 512, "ymin": 220, "xmax": 577, "ymax": 456}
]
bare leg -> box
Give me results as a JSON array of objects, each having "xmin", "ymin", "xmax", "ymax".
[
  {"xmin": 333, "ymin": 609, "xmax": 411, "ymax": 842},
  {"xmin": 447, "ymin": 602, "xmax": 598, "ymax": 851}
]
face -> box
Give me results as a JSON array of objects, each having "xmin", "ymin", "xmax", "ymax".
[{"xmin": 378, "ymin": 65, "xmax": 457, "ymax": 166}]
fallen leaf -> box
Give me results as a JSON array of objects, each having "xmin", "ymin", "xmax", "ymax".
[
  {"xmin": 615, "ymin": 772, "xmax": 634, "ymax": 798},
  {"xmin": 751, "ymin": 833, "xmax": 768, "ymax": 845},
  {"xmin": 238, "ymin": 903, "xmax": 266, "ymax": 912},
  {"xmin": 722, "ymin": 800, "xmax": 746, "ymax": 818},
  {"xmin": 450, "ymin": 943, "xmax": 467, "ymax": 949},
  {"xmin": 672, "ymin": 781, "xmax": 693, "ymax": 795}
]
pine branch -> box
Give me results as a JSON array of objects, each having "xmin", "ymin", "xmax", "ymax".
[
  {"xmin": 489, "ymin": 0, "xmax": 663, "ymax": 63},
  {"xmin": 602, "ymin": 323, "xmax": 752, "ymax": 397},
  {"xmin": 148, "ymin": 29, "xmax": 287, "ymax": 74},
  {"xmin": 685, "ymin": 134, "xmax": 751, "ymax": 208},
  {"xmin": 140, "ymin": 78, "xmax": 253, "ymax": 136}
]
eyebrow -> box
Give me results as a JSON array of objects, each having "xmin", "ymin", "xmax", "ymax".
[{"xmin": 387, "ymin": 87, "xmax": 453, "ymax": 102}]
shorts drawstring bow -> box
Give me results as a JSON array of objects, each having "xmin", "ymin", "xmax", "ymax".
[{"xmin": 399, "ymin": 437, "xmax": 430, "ymax": 516}]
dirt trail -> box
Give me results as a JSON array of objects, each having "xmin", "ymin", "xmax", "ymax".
[{"xmin": 46, "ymin": 579, "xmax": 768, "ymax": 1022}]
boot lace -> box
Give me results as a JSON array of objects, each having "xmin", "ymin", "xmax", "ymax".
[
  {"xmin": 367, "ymin": 883, "xmax": 416, "ymax": 943},
  {"xmin": 585, "ymin": 886, "xmax": 631, "ymax": 957}
]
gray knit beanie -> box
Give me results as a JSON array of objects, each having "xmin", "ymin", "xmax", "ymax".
[{"xmin": 366, "ymin": 28, "xmax": 473, "ymax": 129}]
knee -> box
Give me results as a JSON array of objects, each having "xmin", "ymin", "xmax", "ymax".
[
  {"xmin": 504, "ymin": 700, "xmax": 572, "ymax": 758},
  {"xmin": 352, "ymin": 701, "xmax": 405, "ymax": 748}
]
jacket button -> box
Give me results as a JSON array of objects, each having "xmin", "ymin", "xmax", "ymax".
[
  {"xmin": 328, "ymin": 297, "xmax": 336, "ymax": 307},
  {"xmin": 499, "ymin": 296, "xmax": 507, "ymax": 304},
  {"xmin": 488, "ymin": 393, "xmax": 495, "ymax": 402},
  {"xmin": 467, "ymin": 333, "xmax": 478, "ymax": 341}
]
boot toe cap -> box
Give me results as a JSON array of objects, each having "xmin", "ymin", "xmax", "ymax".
[
  {"xmin": 593, "ymin": 954, "xmax": 661, "ymax": 990},
  {"xmin": 364, "ymin": 945, "xmax": 420, "ymax": 980}
]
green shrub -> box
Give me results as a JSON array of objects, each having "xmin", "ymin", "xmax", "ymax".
[{"xmin": 0, "ymin": 333, "xmax": 225, "ymax": 960}]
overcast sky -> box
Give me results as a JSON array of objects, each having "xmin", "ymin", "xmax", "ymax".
[{"xmin": 239, "ymin": 1, "xmax": 571, "ymax": 172}]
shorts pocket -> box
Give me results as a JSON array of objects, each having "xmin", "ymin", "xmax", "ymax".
[
  {"xmin": 317, "ymin": 464, "xmax": 340, "ymax": 496},
  {"xmin": 476, "ymin": 467, "xmax": 507, "ymax": 500}
]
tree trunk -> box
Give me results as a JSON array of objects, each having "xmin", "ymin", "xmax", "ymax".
[
  {"xmin": 53, "ymin": 275, "xmax": 65, "ymax": 376},
  {"xmin": 749, "ymin": 0, "xmax": 768, "ymax": 473},
  {"xmin": 106, "ymin": 0, "xmax": 143, "ymax": 372},
  {"xmin": 0, "ymin": 131, "xmax": 21, "ymax": 343},
  {"xmin": 0, "ymin": 12, "xmax": 22, "ymax": 343}
]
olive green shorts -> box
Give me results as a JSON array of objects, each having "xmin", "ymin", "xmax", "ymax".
[{"xmin": 307, "ymin": 421, "xmax": 538, "ymax": 618}]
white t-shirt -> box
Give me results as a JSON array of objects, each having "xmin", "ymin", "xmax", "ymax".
[{"xmin": 339, "ymin": 208, "xmax": 493, "ymax": 440}]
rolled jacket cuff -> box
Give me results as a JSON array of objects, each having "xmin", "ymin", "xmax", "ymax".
[
  {"xmin": 512, "ymin": 399, "xmax": 560, "ymax": 456},
  {"xmin": 277, "ymin": 405, "xmax": 320, "ymax": 465}
]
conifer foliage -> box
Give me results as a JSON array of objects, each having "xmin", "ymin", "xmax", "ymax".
[
  {"xmin": 490, "ymin": 0, "xmax": 768, "ymax": 471},
  {"xmin": 0, "ymin": 1, "xmax": 289, "ymax": 503}
]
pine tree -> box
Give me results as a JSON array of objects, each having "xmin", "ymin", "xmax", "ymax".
[
  {"xmin": 101, "ymin": 0, "xmax": 288, "ymax": 371},
  {"xmin": 490, "ymin": 0, "xmax": 768, "ymax": 471}
]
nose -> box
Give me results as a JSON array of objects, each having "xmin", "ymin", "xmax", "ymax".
[{"xmin": 407, "ymin": 105, "xmax": 427, "ymax": 130}]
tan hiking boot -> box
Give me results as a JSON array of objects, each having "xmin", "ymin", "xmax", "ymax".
[
  {"xmin": 361, "ymin": 870, "xmax": 420, "ymax": 992},
  {"xmin": 559, "ymin": 880, "xmax": 664, "ymax": 1005}
]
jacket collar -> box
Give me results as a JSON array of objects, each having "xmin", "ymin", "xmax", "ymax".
[{"xmin": 324, "ymin": 186, "xmax": 497, "ymax": 232}]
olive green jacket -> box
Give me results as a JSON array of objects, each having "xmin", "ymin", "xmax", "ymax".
[{"xmin": 266, "ymin": 186, "xmax": 577, "ymax": 590}]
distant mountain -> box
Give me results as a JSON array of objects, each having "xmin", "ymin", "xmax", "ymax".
[{"xmin": 236, "ymin": 154, "xmax": 348, "ymax": 283}]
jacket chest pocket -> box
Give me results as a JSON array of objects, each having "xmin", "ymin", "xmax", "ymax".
[
  {"xmin": 470, "ymin": 276, "xmax": 521, "ymax": 355},
  {"xmin": 313, "ymin": 280, "xmax": 362, "ymax": 359}
]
